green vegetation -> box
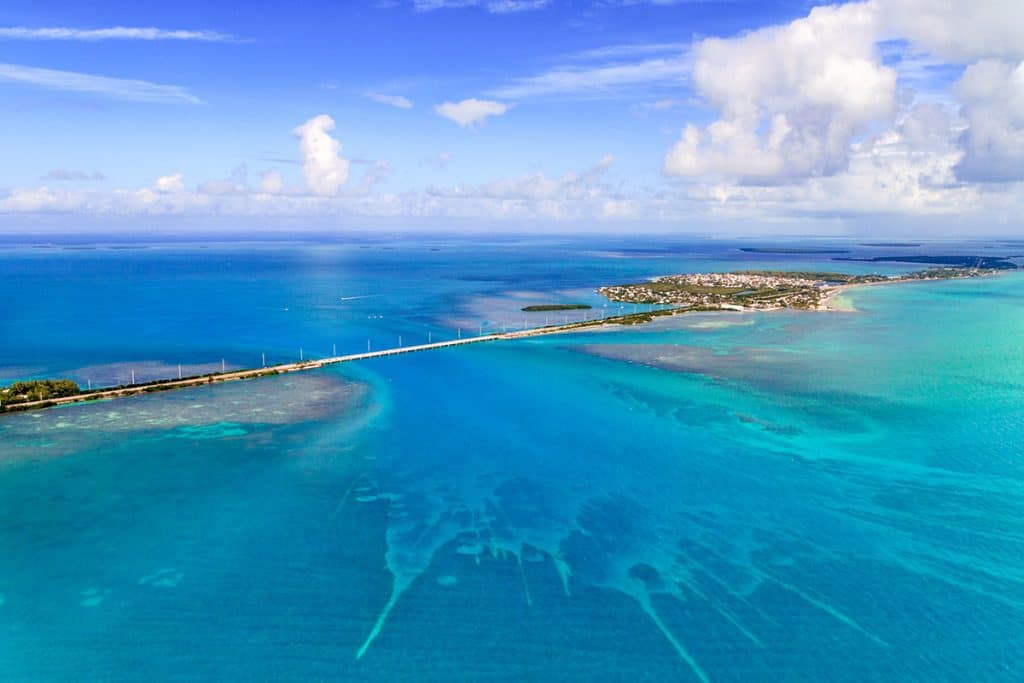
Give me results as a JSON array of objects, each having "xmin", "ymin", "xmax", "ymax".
[
  {"xmin": 735, "ymin": 270, "xmax": 884, "ymax": 283},
  {"xmin": 521, "ymin": 303, "xmax": 592, "ymax": 312},
  {"xmin": 565, "ymin": 306, "xmax": 682, "ymax": 327},
  {"xmin": 1, "ymin": 379, "xmax": 81, "ymax": 406}
]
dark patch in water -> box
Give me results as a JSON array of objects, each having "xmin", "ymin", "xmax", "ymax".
[
  {"xmin": 741, "ymin": 247, "xmax": 850, "ymax": 254},
  {"xmin": 834, "ymin": 255, "xmax": 1017, "ymax": 269}
]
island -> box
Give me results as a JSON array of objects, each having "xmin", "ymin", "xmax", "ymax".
[
  {"xmin": 597, "ymin": 266, "xmax": 1009, "ymax": 312},
  {"xmin": 834, "ymin": 255, "xmax": 1017, "ymax": 269},
  {"xmin": 739, "ymin": 247, "xmax": 849, "ymax": 254},
  {"xmin": 859, "ymin": 242, "xmax": 922, "ymax": 247},
  {"xmin": 521, "ymin": 303, "xmax": 592, "ymax": 312},
  {"xmin": 1, "ymin": 379, "xmax": 81, "ymax": 406}
]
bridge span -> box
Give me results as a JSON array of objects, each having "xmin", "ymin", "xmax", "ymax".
[{"xmin": 1, "ymin": 310, "xmax": 675, "ymax": 414}]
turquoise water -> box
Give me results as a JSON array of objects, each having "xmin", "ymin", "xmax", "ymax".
[{"xmin": 1, "ymin": 239, "xmax": 1023, "ymax": 680}]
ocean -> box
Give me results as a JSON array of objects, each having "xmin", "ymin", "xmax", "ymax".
[{"xmin": 1, "ymin": 236, "xmax": 1022, "ymax": 681}]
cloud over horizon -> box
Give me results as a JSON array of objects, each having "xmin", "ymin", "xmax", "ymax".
[
  {"xmin": 294, "ymin": 114, "xmax": 350, "ymax": 196},
  {"xmin": 1, "ymin": 0, "xmax": 1022, "ymax": 233}
]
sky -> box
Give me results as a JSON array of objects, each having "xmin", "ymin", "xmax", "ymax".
[{"xmin": 0, "ymin": 0, "xmax": 1022, "ymax": 235}]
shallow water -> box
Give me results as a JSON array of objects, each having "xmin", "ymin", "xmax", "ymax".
[{"xmin": 1, "ymin": 239, "xmax": 1023, "ymax": 680}]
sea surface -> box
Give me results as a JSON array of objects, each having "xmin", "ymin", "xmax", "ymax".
[{"xmin": 1, "ymin": 236, "xmax": 1023, "ymax": 681}]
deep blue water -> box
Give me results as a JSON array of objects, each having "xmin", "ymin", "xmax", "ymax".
[{"xmin": 1, "ymin": 236, "xmax": 1023, "ymax": 681}]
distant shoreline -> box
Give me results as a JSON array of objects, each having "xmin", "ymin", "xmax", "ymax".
[
  {"xmin": 819, "ymin": 270, "xmax": 1006, "ymax": 312},
  {"xmin": 598, "ymin": 267, "xmax": 1009, "ymax": 314}
]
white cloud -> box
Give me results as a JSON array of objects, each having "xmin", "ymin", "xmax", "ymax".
[
  {"xmin": 353, "ymin": 160, "xmax": 393, "ymax": 194},
  {"xmin": 3, "ymin": 142, "xmax": 1022, "ymax": 231},
  {"xmin": 197, "ymin": 165, "xmax": 249, "ymax": 196},
  {"xmin": 643, "ymin": 99, "xmax": 683, "ymax": 111},
  {"xmin": 42, "ymin": 169, "xmax": 105, "ymax": 181},
  {"xmin": 372, "ymin": 153, "xmax": 617, "ymax": 218},
  {"xmin": 434, "ymin": 98, "xmax": 509, "ymax": 126},
  {"xmin": 365, "ymin": 92, "xmax": 413, "ymax": 109},
  {"xmin": 491, "ymin": 56, "xmax": 690, "ymax": 99},
  {"xmin": 153, "ymin": 173, "xmax": 185, "ymax": 193},
  {"xmin": 952, "ymin": 59, "xmax": 1024, "ymax": 182},
  {"xmin": 0, "ymin": 63, "xmax": 201, "ymax": 103},
  {"xmin": 675, "ymin": 102, "xmax": 988, "ymax": 220},
  {"xmin": 664, "ymin": 2, "xmax": 896, "ymax": 182},
  {"xmin": 0, "ymin": 187, "xmax": 87, "ymax": 213},
  {"xmin": 423, "ymin": 152, "xmax": 453, "ymax": 168},
  {"xmin": 873, "ymin": 0, "xmax": 1024, "ymax": 63},
  {"xmin": 5, "ymin": 2, "xmax": 1024, "ymax": 232},
  {"xmin": 0, "ymin": 27, "xmax": 235, "ymax": 42},
  {"xmin": 426, "ymin": 154, "xmax": 614, "ymax": 204},
  {"xmin": 661, "ymin": 0, "xmax": 1024, "ymax": 187},
  {"xmin": 489, "ymin": 42, "xmax": 690, "ymax": 100},
  {"xmin": 260, "ymin": 170, "xmax": 285, "ymax": 195},
  {"xmin": 570, "ymin": 42, "xmax": 689, "ymax": 61},
  {"xmin": 293, "ymin": 114, "xmax": 350, "ymax": 195},
  {"xmin": 413, "ymin": 0, "xmax": 550, "ymax": 13}
]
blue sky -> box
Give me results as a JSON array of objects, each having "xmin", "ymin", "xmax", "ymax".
[{"xmin": 0, "ymin": 0, "xmax": 1022, "ymax": 234}]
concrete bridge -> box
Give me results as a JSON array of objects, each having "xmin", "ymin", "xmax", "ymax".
[{"xmin": 1, "ymin": 311, "xmax": 673, "ymax": 414}]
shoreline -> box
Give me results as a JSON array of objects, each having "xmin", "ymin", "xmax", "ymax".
[{"xmin": 819, "ymin": 270, "xmax": 1006, "ymax": 312}]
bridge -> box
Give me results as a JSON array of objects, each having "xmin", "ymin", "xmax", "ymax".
[{"xmin": 1, "ymin": 308, "xmax": 679, "ymax": 414}]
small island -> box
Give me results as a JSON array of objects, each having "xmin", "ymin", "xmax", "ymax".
[
  {"xmin": 860, "ymin": 242, "xmax": 922, "ymax": 247},
  {"xmin": 521, "ymin": 303, "xmax": 592, "ymax": 312},
  {"xmin": 1, "ymin": 379, "xmax": 81, "ymax": 407},
  {"xmin": 834, "ymin": 255, "xmax": 1017, "ymax": 269},
  {"xmin": 598, "ymin": 266, "xmax": 1009, "ymax": 312}
]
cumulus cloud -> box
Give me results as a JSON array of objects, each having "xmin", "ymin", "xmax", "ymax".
[
  {"xmin": 197, "ymin": 165, "xmax": 249, "ymax": 196},
  {"xmin": 666, "ymin": 98, "xmax": 993, "ymax": 225},
  {"xmin": 0, "ymin": 63, "xmax": 201, "ymax": 103},
  {"xmin": 293, "ymin": 114, "xmax": 350, "ymax": 195},
  {"xmin": 6, "ymin": 1, "xmax": 1024, "ymax": 231},
  {"xmin": 873, "ymin": 0, "xmax": 1024, "ymax": 63},
  {"xmin": 664, "ymin": 2, "xmax": 896, "ymax": 183},
  {"xmin": 952, "ymin": 59, "xmax": 1024, "ymax": 182},
  {"xmin": 365, "ymin": 92, "xmax": 413, "ymax": 109},
  {"xmin": 3, "ymin": 142, "xmax": 1022, "ymax": 230},
  {"xmin": 0, "ymin": 187, "xmax": 87, "ymax": 213},
  {"xmin": 662, "ymin": 0, "xmax": 1024, "ymax": 188},
  {"xmin": 434, "ymin": 98, "xmax": 509, "ymax": 126},
  {"xmin": 427, "ymin": 154, "xmax": 614, "ymax": 202},
  {"xmin": 153, "ymin": 173, "xmax": 185, "ymax": 193},
  {"xmin": 259, "ymin": 170, "xmax": 285, "ymax": 195}
]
